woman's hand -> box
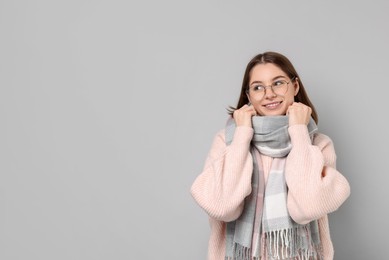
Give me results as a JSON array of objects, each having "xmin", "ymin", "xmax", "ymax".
[
  {"xmin": 233, "ymin": 104, "xmax": 257, "ymax": 127},
  {"xmin": 287, "ymin": 102, "xmax": 312, "ymax": 126}
]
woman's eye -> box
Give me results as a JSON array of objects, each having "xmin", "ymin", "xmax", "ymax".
[
  {"xmin": 253, "ymin": 85, "xmax": 264, "ymax": 91},
  {"xmin": 273, "ymin": 80, "xmax": 284, "ymax": 86}
]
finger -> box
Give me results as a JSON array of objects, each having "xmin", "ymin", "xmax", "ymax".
[
  {"xmin": 291, "ymin": 102, "xmax": 302, "ymax": 108},
  {"xmin": 287, "ymin": 103, "xmax": 296, "ymax": 114},
  {"xmin": 246, "ymin": 103, "xmax": 255, "ymax": 111},
  {"xmin": 249, "ymin": 107, "xmax": 257, "ymax": 116},
  {"xmin": 243, "ymin": 105, "xmax": 254, "ymax": 112}
]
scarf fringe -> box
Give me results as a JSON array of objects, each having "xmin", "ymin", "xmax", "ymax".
[
  {"xmin": 225, "ymin": 243, "xmax": 251, "ymax": 260},
  {"xmin": 265, "ymin": 227, "xmax": 323, "ymax": 260}
]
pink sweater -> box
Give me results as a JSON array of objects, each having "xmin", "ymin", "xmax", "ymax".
[{"xmin": 191, "ymin": 124, "xmax": 350, "ymax": 260}]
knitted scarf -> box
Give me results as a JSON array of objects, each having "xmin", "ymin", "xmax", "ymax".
[{"xmin": 224, "ymin": 115, "xmax": 323, "ymax": 260}]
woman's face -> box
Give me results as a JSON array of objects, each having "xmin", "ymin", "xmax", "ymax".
[{"xmin": 247, "ymin": 63, "xmax": 299, "ymax": 116}]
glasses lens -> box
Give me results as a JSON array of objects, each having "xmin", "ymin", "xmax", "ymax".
[
  {"xmin": 273, "ymin": 81, "xmax": 288, "ymax": 95},
  {"xmin": 249, "ymin": 86, "xmax": 265, "ymax": 98}
]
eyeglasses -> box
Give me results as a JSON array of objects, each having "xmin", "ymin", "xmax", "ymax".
[{"xmin": 246, "ymin": 77, "xmax": 296, "ymax": 99}]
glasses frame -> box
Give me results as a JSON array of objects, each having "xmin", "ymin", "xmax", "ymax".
[{"xmin": 246, "ymin": 76, "xmax": 296, "ymax": 99}]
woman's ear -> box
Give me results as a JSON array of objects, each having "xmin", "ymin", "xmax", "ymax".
[{"xmin": 294, "ymin": 77, "xmax": 300, "ymax": 96}]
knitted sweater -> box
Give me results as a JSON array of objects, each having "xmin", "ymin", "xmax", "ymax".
[{"xmin": 191, "ymin": 124, "xmax": 350, "ymax": 260}]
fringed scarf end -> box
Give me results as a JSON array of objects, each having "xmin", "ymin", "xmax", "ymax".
[
  {"xmin": 264, "ymin": 227, "xmax": 324, "ymax": 260},
  {"xmin": 225, "ymin": 243, "xmax": 251, "ymax": 260}
]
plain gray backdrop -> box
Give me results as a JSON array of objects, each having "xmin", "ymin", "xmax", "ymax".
[{"xmin": 1, "ymin": 0, "xmax": 388, "ymax": 259}]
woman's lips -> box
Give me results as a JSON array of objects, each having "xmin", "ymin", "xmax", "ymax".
[{"xmin": 263, "ymin": 101, "xmax": 282, "ymax": 109}]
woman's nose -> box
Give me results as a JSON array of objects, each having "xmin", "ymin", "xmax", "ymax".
[{"xmin": 264, "ymin": 86, "xmax": 276, "ymax": 98}]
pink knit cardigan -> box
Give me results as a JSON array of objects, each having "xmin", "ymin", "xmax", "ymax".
[{"xmin": 191, "ymin": 124, "xmax": 350, "ymax": 260}]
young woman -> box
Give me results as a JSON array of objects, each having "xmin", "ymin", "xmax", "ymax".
[{"xmin": 191, "ymin": 51, "xmax": 350, "ymax": 260}]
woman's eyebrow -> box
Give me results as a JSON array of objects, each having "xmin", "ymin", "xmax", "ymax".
[{"xmin": 250, "ymin": 75, "xmax": 287, "ymax": 85}]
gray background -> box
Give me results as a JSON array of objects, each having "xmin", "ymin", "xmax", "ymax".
[{"xmin": 1, "ymin": 0, "xmax": 388, "ymax": 259}]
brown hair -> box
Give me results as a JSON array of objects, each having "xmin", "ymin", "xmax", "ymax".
[{"xmin": 228, "ymin": 51, "xmax": 318, "ymax": 124}]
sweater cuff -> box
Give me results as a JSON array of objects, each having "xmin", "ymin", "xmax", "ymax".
[
  {"xmin": 288, "ymin": 124, "xmax": 312, "ymax": 146},
  {"xmin": 231, "ymin": 126, "xmax": 254, "ymax": 145}
]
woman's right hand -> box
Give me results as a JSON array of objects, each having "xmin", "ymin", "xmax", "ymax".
[{"xmin": 233, "ymin": 104, "xmax": 257, "ymax": 127}]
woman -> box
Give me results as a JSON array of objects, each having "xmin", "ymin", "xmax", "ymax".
[{"xmin": 190, "ymin": 51, "xmax": 350, "ymax": 260}]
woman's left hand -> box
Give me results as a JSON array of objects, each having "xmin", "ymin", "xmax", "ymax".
[{"xmin": 287, "ymin": 102, "xmax": 312, "ymax": 126}]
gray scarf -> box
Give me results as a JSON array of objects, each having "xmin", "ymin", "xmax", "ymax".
[{"xmin": 224, "ymin": 115, "xmax": 323, "ymax": 260}]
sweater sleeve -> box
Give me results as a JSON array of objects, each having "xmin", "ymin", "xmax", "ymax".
[
  {"xmin": 285, "ymin": 124, "xmax": 351, "ymax": 225},
  {"xmin": 190, "ymin": 126, "xmax": 254, "ymax": 222}
]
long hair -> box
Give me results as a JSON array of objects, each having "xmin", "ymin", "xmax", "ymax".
[{"xmin": 228, "ymin": 51, "xmax": 318, "ymax": 124}]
